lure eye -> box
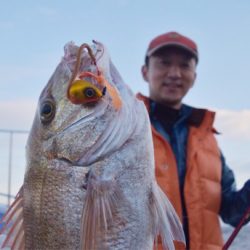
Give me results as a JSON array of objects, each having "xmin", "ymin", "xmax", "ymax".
[
  {"xmin": 40, "ymin": 99, "xmax": 56, "ymax": 124},
  {"xmin": 68, "ymin": 79, "xmax": 103, "ymax": 104},
  {"xmin": 84, "ymin": 87, "xmax": 96, "ymax": 98}
]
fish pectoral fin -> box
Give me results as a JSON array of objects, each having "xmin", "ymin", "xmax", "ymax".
[
  {"xmin": 150, "ymin": 184, "xmax": 186, "ymax": 250},
  {"xmin": 0, "ymin": 186, "xmax": 25, "ymax": 250},
  {"xmin": 80, "ymin": 174, "xmax": 122, "ymax": 250}
]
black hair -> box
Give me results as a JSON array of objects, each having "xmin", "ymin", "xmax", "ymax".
[{"xmin": 144, "ymin": 46, "xmax": 198, "ymax": 66}]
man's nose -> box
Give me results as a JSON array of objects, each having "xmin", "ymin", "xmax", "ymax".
[{"xmin": 167, "ymin": 66, "xmax": 181, "ymax": 78}]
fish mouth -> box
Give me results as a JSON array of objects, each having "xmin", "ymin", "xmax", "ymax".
[
  {"xmin": 57, "ymin": 156, "xmax": 87, "ymax": 168},
  {"xmin": 58, "ymin": 156, "xmax": 73, "ymax": 164}
]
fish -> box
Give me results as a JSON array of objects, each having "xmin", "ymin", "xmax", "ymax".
[{"xmin": 0, "ymin": 40, "xmax": 185, "ymax": 250}]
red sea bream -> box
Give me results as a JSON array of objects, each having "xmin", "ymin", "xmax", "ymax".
[{"xmin": 0, "ymin": 41, "xmax": 185, "ymax": 250}]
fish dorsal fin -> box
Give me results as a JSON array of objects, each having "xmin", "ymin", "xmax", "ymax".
[
  {"xmin": 0, "ymin": 187, "xmax": 25, "ymax": 250},
  {"xmin": 150, "ymin": 183, "xmax": 186, "ymax": 250},
  {"xmin": 80, "ymin": 173, "xmax": 123, "ymax": 250}
]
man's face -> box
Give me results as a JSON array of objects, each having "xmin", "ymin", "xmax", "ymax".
[{"xmin": 142, "ymin": 47, "xmax": 197, "ymax": 109}]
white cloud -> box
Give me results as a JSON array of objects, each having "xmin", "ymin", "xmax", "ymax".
[
  {"xmin": 0, "ymin": 99, "xmax": 37, "ymax": 131},
  {"xmin": 1, "ymin": 102, "xmax": 250, "ymax": 140},
  {"xmin": 213, "ymin": 109, "xmax": 250, "ymax": 187},
  {"xmin": 215, "ymin": 109, "xmax": 250, "ymax": 140}
]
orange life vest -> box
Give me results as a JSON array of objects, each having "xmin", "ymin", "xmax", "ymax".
[{"xmin": 137, "ymin": 94, "xmax": 224, "ymax": 250}]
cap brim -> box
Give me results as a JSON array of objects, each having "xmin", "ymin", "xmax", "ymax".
[{"xmin": 147, "ymin": 42, "xmax": 198, "ymax": 61}]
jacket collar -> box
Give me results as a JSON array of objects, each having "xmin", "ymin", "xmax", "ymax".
[{"xmin": 136, "ymin": 93, "xmax": 211, "ymax": 128}]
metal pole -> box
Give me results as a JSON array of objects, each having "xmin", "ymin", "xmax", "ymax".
[
  {"xmin": 0, "ymin": 129, "xmax": 28, "ymax": 206},
  {"xmin": 7, "ymin": 131, "xmax": 13, "ymax": 206}
]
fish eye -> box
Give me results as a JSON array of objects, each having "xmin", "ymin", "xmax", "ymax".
[
  {"xmin": 40, "ymin": 99, "xmax": 56, "ymax": 124},
  {"xmin": 84, "ymin": 87, "xmax": 96, "ymax": 98}
]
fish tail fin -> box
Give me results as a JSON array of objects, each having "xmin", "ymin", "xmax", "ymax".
[
  {"xmin": 0, "ymin": 187, "xmax": 25, "ymax": 250},
  {"xmin": 150, "ymin": 183, "xmax": 186, "ymax": 250}
]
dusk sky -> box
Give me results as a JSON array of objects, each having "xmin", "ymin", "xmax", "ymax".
[{"xmin": 0, "ymin": 0, "xmax": 250, "ymax": 198}]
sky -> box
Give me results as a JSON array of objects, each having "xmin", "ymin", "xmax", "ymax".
[{"xmin": 0, "ymin": 0, "xmax": 250, "ymax": 201}]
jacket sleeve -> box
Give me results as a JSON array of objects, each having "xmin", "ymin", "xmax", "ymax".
[{"xmin": 219, "ymin": 152, "xmax": 250, "ymax": 227}]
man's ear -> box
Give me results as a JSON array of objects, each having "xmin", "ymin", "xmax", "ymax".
[
  {"xmin": 141, "ymin": 65, "xmax": 149, "ymax": 82},
  {"xmin": 191, "ymin": 72, "xmax": 197, "ymax": 88}
]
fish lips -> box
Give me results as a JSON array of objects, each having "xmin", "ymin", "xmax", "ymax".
[{"xmin": 57, "ymin": 156, "xmax": 89, "ymax": 168}]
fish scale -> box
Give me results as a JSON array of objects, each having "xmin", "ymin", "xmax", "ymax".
[{"xmin": 34, "ymin": 164, "xmax": 85, "ymax": 249}]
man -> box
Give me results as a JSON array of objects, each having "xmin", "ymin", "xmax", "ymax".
[{"xmin": 137, "ymin": 31, "xmax": 250, "ymax": 249}]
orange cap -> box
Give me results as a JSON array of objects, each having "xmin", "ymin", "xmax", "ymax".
[{"xmin": 146, "ymin": 31, "xmax": 198, "ymax": 62}]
